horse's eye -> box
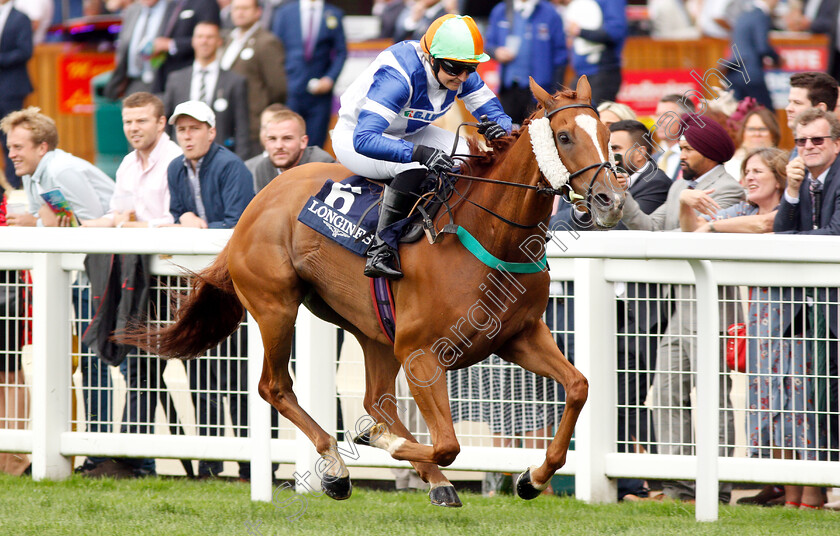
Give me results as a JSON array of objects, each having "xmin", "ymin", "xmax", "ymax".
[{"xmin": 557, "ymin": 132, "xmax": 571, "ymax": 144}]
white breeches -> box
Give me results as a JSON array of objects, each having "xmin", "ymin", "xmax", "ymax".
[{"xmin": 331, "ymin": 124, "xmax": 469, "ymax": 180}]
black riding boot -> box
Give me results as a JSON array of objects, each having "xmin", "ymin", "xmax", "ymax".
[{"xmin": 364, "ymin": 185, "xmax": 415, "ymax": 280}]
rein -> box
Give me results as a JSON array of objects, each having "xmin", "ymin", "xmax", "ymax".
[
  {"xmin": 421, "ymin": 101, "xmax": 616, "ymax": 272},
  {"xmin": 443, "ymin": 102, "xmax": 616, "ymax": 229}
]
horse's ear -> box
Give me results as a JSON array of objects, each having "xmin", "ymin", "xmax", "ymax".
[
  {"xmin": 529, "ymin": 77, "xmax": 554, "ymax": 110},
  {"xmin": 575, "ymin": 76, "xmax": 592, "ymax": 105}
]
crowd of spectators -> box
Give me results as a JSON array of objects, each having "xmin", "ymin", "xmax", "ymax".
[{"xmin": 0, "ymin": 0, "xmax": 839, "ymax": 509}]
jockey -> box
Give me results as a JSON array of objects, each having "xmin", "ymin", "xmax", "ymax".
[{"xmin": 332, "ymin": 14, "xmax": 512, "ymax": 280}]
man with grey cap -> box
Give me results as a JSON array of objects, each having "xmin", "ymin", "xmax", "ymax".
[
  {"xmin": 620, "ymin": 113, "xmax": 745, "ymax": 504},
  {"xmin": 167, "ymin": 100, "xmax": 254, "ymax": 228},
  {"xmin": 166, "ymin": 100, "xmax": 254, "ymax": 480}
]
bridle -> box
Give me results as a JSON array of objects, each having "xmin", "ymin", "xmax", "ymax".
[
  {"xmin": 444, "ymin": 102, "xmax": 618, "ymax": 225},
  {"xmin": 541, "ymin": 102, "xmax": 618, "ymax": 210}
]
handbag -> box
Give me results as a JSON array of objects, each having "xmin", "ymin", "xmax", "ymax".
[{"xmin": 725, "ymin": 322, "xmax": 747, "ymax": 373}]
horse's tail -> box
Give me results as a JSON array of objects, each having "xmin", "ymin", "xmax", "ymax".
[{"xmin": 118, "ymin": 245, "xmax": 245, "ymax": 360}]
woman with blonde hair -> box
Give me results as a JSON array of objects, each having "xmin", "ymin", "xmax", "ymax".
[{"xmin": 597, "ymin": 100, "xmax": 636, "ymax": 128}]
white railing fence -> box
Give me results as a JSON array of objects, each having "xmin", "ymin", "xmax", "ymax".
[{"xmin": 1, "ymin": 229, "xmax": 840, "ymax": 521}]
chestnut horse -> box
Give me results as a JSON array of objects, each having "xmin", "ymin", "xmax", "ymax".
[{"xmin": 129, "ymin": 77, "xmax": 623, "ymax": 506}]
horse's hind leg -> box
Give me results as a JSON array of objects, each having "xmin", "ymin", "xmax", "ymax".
[
  {"xmin": 357, "ymin": 338, "xmax": 461, "ymax": 507},
  {"xmin": 236, "ymin": 281, "xmax": 352, "ymax": 500},
  {"xmin": 497, "ymin": 320, "xmax": 589, "ymax": 500}
]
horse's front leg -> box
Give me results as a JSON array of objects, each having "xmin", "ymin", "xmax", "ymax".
[{"xmin": 497, "ymin": 320, "xmax": 589, "ymax": 500}]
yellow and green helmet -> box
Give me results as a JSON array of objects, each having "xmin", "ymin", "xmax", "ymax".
[{"xmin": 420, "ymin": 14, "xmax": 490, "ymax": 64}]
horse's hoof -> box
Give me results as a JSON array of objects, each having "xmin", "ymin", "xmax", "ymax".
[
  {"xmin": 321, "ymin": 474, "xmax": 352, "ymax": 501},
  {"xmin": 429, "ymin": 485, "xmax": 462, "ymax": 507},
  {"xmin": 515, "ymin": 469, "xmax": 545, "ymax": 501},
  {"xmin": 353, "ymin": 423, "xmax": 387, "ymax": 447},
  {"xmin": 353, "ymin": 430, "xmax": 372, "ymax": 446}
]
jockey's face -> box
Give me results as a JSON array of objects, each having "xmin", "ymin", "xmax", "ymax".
[
  {"xmin": 265, "ymin": 119, "xmax": 308, "ymax": 171},
  {"xmin": 432, "ymin": 57, "xmax": 474, "ymax": 91}
]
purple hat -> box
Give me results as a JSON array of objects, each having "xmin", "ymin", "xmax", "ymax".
[{"xmin": 680, "ymin": 113, "xmax": 736, "ymax": 164}]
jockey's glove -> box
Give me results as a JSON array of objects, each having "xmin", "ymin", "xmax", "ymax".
[
  {"xmin": 412, "ymin": 145, "xmax": 455, "ymax": 175},
  {"xmin": 477, "ymin": 115, "xmax": 506, "ymax": 141}
]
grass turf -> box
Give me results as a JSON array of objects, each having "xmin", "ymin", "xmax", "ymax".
[{"xmin": 0, "ymin": 474, "xmax": 837, "ymax": 535}]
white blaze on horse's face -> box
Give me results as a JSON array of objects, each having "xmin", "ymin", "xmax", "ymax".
[{"xmin": 574, "ymin": 114, "xmax": 606, "ymax": 162}]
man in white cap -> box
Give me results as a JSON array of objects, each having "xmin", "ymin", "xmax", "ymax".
[
  {"xmin": 167, "ymin": 99, "xmax": 254, "ymax": 228},
  {"xmin": 166, "ymin": 100, "xmax": 253, "ymax": 480}
]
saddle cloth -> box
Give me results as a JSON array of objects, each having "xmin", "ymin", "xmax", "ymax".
[
  {"xmin": 297, "ymin": 175, "xmax": 412, "ymax": 256},
  {"xmin": 297, "ymin": 175, "xmax": 410, "ymax": 344}
]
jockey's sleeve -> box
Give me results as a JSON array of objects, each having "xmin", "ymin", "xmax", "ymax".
[
  {"xmin": 459, "ymin": 73, "xmax": 513, "ymax": 134},
  {"xmin": 352, "ymin": 66, "xmax": 415, "ymax": 163}
]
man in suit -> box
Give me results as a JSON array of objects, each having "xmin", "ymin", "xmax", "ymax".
[
  {"xmin": 777, "ymin": 108, "xmax": 840, "ymax": 234},
  {"xmin": 152, "ymin": 0, "xmax": 221, "ymax": 94},
  {"xmin": 251, "ymin": 108, "xmax": 333, "ymax": 192},
  {"xmin": 622, "ymin": 114, "xmax": 744, "ymax": 503},
  {"xmin": 164, "ymin": 21, "xmax": 251, "ymax": 159},
  {"xmin": 0, "ymin": 0, "xmax": 33, "ymax": 189},
  {"xmin": 104, "ymin": 0, "xmax": 221, "ymax": 100},
  {"xmin": 220, "ymin": 0, "xmax": 286, "ymax": 157},
  {"xmin": 610, "ymin": 119, "xmax": 671, "ymax": 219},
  {"xmin": 652, "ymin": 94, "xmax": 696, "ymax": 182},
  {"xmin": 772, "ymin": 106, "xmax": 840, "ymax": 503},
  {"xmin": 271, "ymin": 0, "xmax": 347, "ymax": 148},
  {"xmin": 608, "ymin": 119, "xmax": 671, "ymax": 499}
]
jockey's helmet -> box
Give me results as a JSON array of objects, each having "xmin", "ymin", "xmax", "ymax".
[{"xmin": 420, "ymin": 14, "xmax": 490, "ymax": 65}]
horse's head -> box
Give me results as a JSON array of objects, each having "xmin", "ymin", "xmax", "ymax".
[{"xmin": 528, "ymin": 76, "xmax": 625, "ymax": 229}]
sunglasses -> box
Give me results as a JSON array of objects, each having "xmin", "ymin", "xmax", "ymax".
[
  {"xmin": 794, "ymin": 136, "xmax": 832, "ymax": 147},
  {"xmin": 436, "ymin": 58, "xmax": 477, "ymax": 77}
]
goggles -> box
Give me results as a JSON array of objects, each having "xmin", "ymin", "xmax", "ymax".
[{"xmin": 436, "ymin": 58, "xmax": 477, "ymax": 77}]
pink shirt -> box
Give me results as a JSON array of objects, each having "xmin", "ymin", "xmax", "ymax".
[{"xmin": 111, "ymin": 132, "xmax": 182, "ymax": 227}]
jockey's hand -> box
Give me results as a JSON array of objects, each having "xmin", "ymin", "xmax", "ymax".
[
  {"xmin": 411, "ymin": 145, "xmax": 455, "ymax": 175},
  {"xmin": 476, "ymin": 115, "xmax": 506, "ymax": 141}
]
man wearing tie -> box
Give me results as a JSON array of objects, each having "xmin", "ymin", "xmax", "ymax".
[
  {"xmin": 105, "ymin": 0, "xmax": 220, "ymax": 100},
  {"xmin": 163, "ymin": 21, "xmax": 250, "ymax": 158},
  {"xmin": 652, "ymin": 94, "xmax": 696, "ymax": 181},
  {"xmin": 271, "ymin": 0, "xmax": 347, "ymax": 148},
  {"xmin": 776, "ymin": 108, "xmax": 840, "ymax": 234},
  {"xmin": 153, "ymin": 0, "xmax": 221, "ymax": 93},
  {"xmin": 220, "ymin": 0, "xmax": 287, "ymax": 157},
  {"xmin": 0, "ymin": 0, "xmax": 33, "ymax": 189},
  {"xmin": 774, "ymin": 107, "xmax": 840, "ymax": 492}
]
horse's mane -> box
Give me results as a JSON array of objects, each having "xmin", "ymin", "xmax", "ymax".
[{"xmin": 460, "ymin": 88, "xmax": 579, "ymax": 178}]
